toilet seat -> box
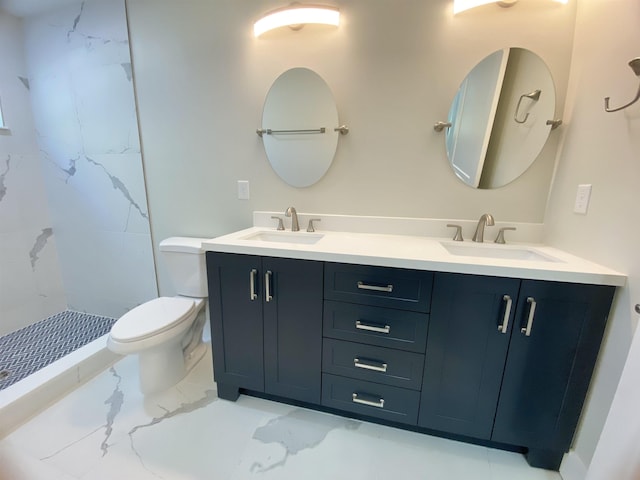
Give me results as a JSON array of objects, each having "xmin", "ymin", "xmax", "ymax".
[{"xmin": 110, "ymin": 297, "xmax": 196, "ymax": 343}]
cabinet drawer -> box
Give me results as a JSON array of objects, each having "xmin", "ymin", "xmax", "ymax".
[
  {"xmin": 321, "ymin": 373, "xmax": 420, "ymax": 425},
  {"xmin": 324, "ymin": 263, "xmax": 433, "ymax": 312},
  {"xmin": 323, "ymin": 301, "xmax": 429, "ymax": 353},
  {"xmin": 323, "ymin": 339, "xmax": 425, "ymax": 390}
]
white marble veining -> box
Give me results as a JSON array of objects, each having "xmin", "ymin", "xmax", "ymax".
[
  {"xmin": 0, "ymin": 153, "xmax": 66, "ymax": 335},
  {"xmin": 0, "ymin": 347, "xmax": 561, "ymax": 480},
  {"xmin": 203, "ymin": 213, "xmax": 626, "ymax": 287},
  {"xmin": 21, "ymin": 0, "xmax": 157, "ymax": 318},
  {"xmin": 0, "ymin": 8, "xmax": 67, "ymax": 334}
]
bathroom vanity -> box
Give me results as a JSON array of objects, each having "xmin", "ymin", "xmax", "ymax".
[{"xmin": 204, "ymin": 214, "xmax": 624, "ymax": 471}]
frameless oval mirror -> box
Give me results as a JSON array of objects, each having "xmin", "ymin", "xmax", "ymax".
[
  {"xmin": 260, "ymin": 68, "xmax": 340, "ymax": 188},
  {"xmin": 445, "ymin": 48, "xmax": 557, "ymax": 189}
]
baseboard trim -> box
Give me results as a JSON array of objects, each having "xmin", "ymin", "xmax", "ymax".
[{"xmin": 560, "ymin": 450, "xmax": 588, "ymax": 480}]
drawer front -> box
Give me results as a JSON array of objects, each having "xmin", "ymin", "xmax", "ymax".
[
  {"xmin": 324, "ymin": 263, "xmax": 433, "ymax": 312},
  {"xmin": 323, "ymin": 339, "xmax": 425, "ymax": 390},
  {"xmin": 323, "ymin": 301, "xmax": 429, "ymax": 353},
  {"xmin": 321, "ymin": 373, "xmax": 420, "ymax": 425}
]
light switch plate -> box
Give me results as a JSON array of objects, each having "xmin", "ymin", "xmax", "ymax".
[
  {"xmin": 574, "ymin": 184, "xmax": 592, "ymax": 214},
  {"xmin": 237, "ymin": 180, "xmax": 250, "ymax": 200}
]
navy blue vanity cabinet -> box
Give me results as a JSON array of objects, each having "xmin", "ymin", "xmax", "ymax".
[
  {"xmin": 420, "ymin": 272, "xmax": 615, "ymax": 470},
  {"xmin": 209, "ymin": 253, "xmax": 616, "ymax": 471},
  {"xmin": 206, "ymin": 252, "xmax": 323, "ymax": 404},
  {"xmin": 418, "ymin": 273, "xmax": 521, "ymax": 439},
  {"xmin": 263, "ymin": 257, "xmax": 323, "ymax": 404},
  {"xmin": 491, "ymin": 280, "xmax": 615, "ymax": 470},
  {"xmin": 208, "ymin": 252, "xmax": 264, "ymax": 399},
  {"xmin": 321, "ymin": 263, "xmax": 433, "ymax": 426}
]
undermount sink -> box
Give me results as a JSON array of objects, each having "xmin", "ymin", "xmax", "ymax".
[
  {"xmin": 242, "ymin": 231, "xmax": 324, "ymax": 245},
  {"xmin": 441, "ymin": 242, "xmax": 560, "ymax": 262}
]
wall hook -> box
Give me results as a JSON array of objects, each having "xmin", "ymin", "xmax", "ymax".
[
  {"xmin": 604, "ymin": 57, "xmax": 640, "ymax": 113},
  {"xmin": 514, "ymin": 89, "xmax": 541, "ymax": 124}
]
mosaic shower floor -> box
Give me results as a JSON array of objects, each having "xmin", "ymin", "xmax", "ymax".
[{"xmin": 0, "ymin": 311, "xmax": 116, "ymax": 391}]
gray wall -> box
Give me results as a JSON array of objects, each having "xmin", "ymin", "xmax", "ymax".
[
  {"xmin": 545, "ymin": 0, "xmax": 640, "ymax": 470},
  {"xmin": 126, "ymin": 0, "xmax": 576, "ymax": 294}
]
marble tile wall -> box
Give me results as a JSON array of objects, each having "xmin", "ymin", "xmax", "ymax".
[
  {"xmin": 22, "ymin": 0, "xmax": 157, "ymax": 318},
  {"xmin": 0, "ymin": 10, "xmax": 66, "ymax": 335}
]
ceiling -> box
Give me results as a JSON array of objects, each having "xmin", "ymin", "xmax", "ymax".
[{"xmin": 0, "ymin": 0, "xmax": 81, "ymax": 18}]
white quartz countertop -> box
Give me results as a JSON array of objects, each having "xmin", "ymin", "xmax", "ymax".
[{"xmin": 202, "ymin": 226, "xmax": 626, "ymax": 287}]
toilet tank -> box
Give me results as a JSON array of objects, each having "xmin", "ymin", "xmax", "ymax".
[{"xmin": 159, "ymin": 237, "xmax": 209, "ymax": 297}]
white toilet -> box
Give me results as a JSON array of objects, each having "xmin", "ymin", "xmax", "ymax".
[{"xmin": 107, "ymin": 237, "xmax": 210, "ymax": 395}]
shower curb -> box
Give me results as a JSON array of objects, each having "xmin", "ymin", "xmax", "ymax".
[{"xmin": 0, "ymin": 334, "xmax": 120, "ymax": 438}]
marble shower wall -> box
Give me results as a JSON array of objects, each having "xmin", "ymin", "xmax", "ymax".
[
  {"xmin": 23, "ymin": 0, "xmax": 157, "ymax": 318},
  {"xmin": 0, "ymin": 11, "xmax": 66, "ymax": 336}
]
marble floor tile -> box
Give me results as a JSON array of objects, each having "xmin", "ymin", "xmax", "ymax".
[{"xmin": 0, "ymin": 344, "xmax": 562, "ymax": 480}]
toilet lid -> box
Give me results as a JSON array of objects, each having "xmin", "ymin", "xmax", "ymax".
[{"xmin": 111, "ymin": 297, "xmax": 196, "ymax": 343}]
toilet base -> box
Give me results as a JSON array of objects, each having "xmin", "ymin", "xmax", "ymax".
[
  {"xmin": 138, "ymin": 343, "xmax": 185, "ymax": 394},
  {"xmin": 137, "ymin": 340, "xmax": 209, "ymax": 395},
  {"xmin": 185, "ymin": 342, "xmax": 208, "ymax": 375}
]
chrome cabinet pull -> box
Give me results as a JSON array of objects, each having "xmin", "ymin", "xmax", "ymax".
[
  {"xmin": 354, "ymin": 358, "xmax": 388, "ymax": 373},
  {"xmin": 521, "ymin": 297, "xmax": 537, "ymax": 336},
  {"xmin": 355, "ymin": 320, "xmax": 391, "ymax": 334},
  {"xmin": 265, "ymin": 270, "xmax": 273, "ymax": 302},
  {"xmin": 352, "ymin": 392, "xmax": 385, "ymax": 409},
  {"xmin": 498, "ymin": 295, "xmax": 513, "ymax": 333},
  {"xmin": 357, "ymin": 281, "xmax": 393, "ymax": 293},
  {"xmin": 249, "ymin": 269, "xmax": 258, "ymax": 301}
]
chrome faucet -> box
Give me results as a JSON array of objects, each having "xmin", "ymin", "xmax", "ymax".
[
  {"xmin": 285, "ymin": 207, "xmax": 299, "ymax": 231},
  {"xmin": 472, "ymin": 213, "xmax": 495, "ymax": 242}
]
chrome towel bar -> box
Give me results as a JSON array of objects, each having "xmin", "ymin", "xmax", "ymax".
[{"xmin": 256, "ymin": 125, "xmax": 349, "ymax": 137}]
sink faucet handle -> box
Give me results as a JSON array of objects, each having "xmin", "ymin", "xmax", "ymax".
[
  {"xmin": 307, "ymin": 218, "xmax": 321, "ymax": 232},
  {"xmin": 494, "ymin": 227, "xmax": 516, "ymax": 244},
  {"xmin": 271, "ymin": 216, "xmax": 285, "ymax": 231},
  {"xmin": 446, "ymin": 224, "xmax": 464, "ymax": 242}
]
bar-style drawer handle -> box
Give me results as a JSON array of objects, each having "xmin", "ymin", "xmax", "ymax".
[
  {"xmin": 498, "ymin": 295, "xmax": 513, "ymax": 333},
  {"xmin": 357, "ymin": 281, "xmax": 393, "ymax": 293},
  {"xmin": 265, "ymin": 270, "xmax": 273, "ymax": 302},
  {"xmin": 355, "ymin": 320, "xmax": 391, "ymax": 334},
  {"xmin": 521, "ymin": 297, "xmax": 537, "ymax": 336},
  {"xmin": 352, "ymin": 392, "xmax": 385, "ymax": 409},
  {"xmin": 354, "ymin": 357, "xmax": 388, "ymax": 373},
  {"xmin": 249, "ymin": 269, "xmax": 258, "ymax": 301}
]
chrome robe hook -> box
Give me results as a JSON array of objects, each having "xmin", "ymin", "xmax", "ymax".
[
  {"xmin": 514, "ymin": 89, "xmax": 541, "ymax": 124},
  {"xmin": 604, "ymin": 57, "xmax": 640, "ymax": 113}
]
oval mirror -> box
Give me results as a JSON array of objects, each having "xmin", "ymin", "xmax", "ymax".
[
  {"xmin": 445, "ymin": 48, "xmax": 556, "ymax": 189},
  {"xmin": 260, "ymin": 68, "xmax": 340, "ymax": 187}
]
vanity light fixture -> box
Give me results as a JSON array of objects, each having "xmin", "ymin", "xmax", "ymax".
[
  {"xmin": 453, "ymin": 0, "xmax": 567, "ymax": 14},
  {"xmin": 253, "ymin": 4, "xmax": 340, "ymax": 37}
]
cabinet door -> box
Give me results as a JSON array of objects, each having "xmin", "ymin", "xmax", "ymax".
[
  {"xmin": 418, "ymin": 273, "xmax": 520, "ymax": 439},
  {"xmin": 264, "ymin": 257, "xmax": 323, "ymax": 404},
  {"xmin": 207, "ymin": 252, "xmax": 264, "ymax": 393},
  {"xmin": 492, "ymin": 281, "xmax": 615, "ymax": 453}
]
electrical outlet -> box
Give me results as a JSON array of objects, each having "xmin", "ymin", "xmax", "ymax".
[
  {"xmin": 237, "ymin": 180, "xmax": 250, "ymax": 200},
  {"xmin": 573, "ymin": 184, "xmax": 592, "ymax": 214}
]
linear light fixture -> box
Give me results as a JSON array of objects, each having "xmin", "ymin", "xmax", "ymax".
[
  {"xmin": 453, "ymin": 0, "xmax": 567, "ymax": 14},
  {"xmin": 254, "ymin": 5, "xmax": 340, "ymax": 37}
]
